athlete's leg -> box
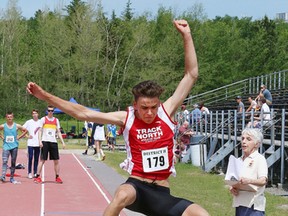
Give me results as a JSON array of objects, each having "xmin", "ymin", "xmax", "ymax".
[
  {"xmin": 182, "ymin": 203, "xmax": 210, "ymax": 216},
  {"xmin": 27, "ymin": 146, "xmax": 33, "ymax": 174},
  {"xmin": 1, "ymin": 149, "xmax": 9, "ymax": 178},
  {"xmin": 36, "ymin": 159, "xmax": 46, "ymax": 175},
  {"xmin": 99, "ymin": 141, "xmax": 105, "ymax": 160},
  {"xmin": 10, "ymin": 147, "xmax": 18, "ymax": 178},
  {"xmin": 103, "ymin": 183, "xmax": 137, "ymax": 216},
  {"xmin": 95, "ymin": 140, "xmax": 101, "ymax": 160},
  {"xmin": 33, "ymin": 147, "xmax": 40, "ymax": 175},
  {"xmin": 54, "ymin": 159, "xmax": 60, "ymax": 176},
  {"xmin": 36, "ymin": 143, "xmax": 47, "ymax": 176}
]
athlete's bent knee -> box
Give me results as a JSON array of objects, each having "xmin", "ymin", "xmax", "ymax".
[
  {"xmin": 182, "ymin": 203, "xmax": 210, "ymax": 216},
  {"xmin": 113, "ymin": 185, "xmax": 136, "ymax": 208}
]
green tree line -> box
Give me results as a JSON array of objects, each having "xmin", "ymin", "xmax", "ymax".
[{"xmin": 0, "ymin": 0, "xmax": 287, "ymax": 117}]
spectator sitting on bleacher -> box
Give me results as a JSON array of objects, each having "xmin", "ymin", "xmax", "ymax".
[
  {"xmin": 247, "ymin": 98, "xmax": 271, "ymax": 128},
  {"xmin": 255, "ymin": 84, "xmax": 272, "ymax": 106},
  {"xmin": 246, "ymin": 96, "xmax": 257, "ymax": 114},
  {"xmin": 236, "ymin": 96, "xmax": 245, "ymax": 119}
]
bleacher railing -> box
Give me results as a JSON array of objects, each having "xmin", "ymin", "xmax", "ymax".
[
  {"xmin": 184, "ymin": 69, "xmax": 288, "ymax": 109},
  {"xmin": 175, "ymin": 108, "xmax": 288, "ymax": 185}
]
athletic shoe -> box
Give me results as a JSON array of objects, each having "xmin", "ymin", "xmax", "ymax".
[
  {"xmin": 10, "ymin": 178, "xmax": 21, "ymax": 184},
  {"xmin": 82, "ymin": 152, "xmax": 87, "ymax": 155},
  {"xmin": 55, "ymin": 177, "xmax": 63, "ymax": 184},
  {"xmin": 28, "ymin": 173, "xmax": 33, "ymax": 179},
  {"xmin": 102, "ymin": 155, "xmax": 106, "ymax": 161},
  {"xmin": 0, "ymin": 176, "xmax": 5, "ymax": 182},
  {"xmin": 34, "ymin": 177, "xmax": 42, "ymax": 184}
]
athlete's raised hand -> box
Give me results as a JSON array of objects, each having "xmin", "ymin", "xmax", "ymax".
[
  {"xmin": 26, "ymin": 82, "xmax": 47, "ymax": 101},
  {"xmin": 173, "ymin": 20, "xmax": 191, "ymax": 35}
]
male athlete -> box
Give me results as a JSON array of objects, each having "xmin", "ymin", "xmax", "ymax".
[{"xmin": 27, "ymin": 20, "xmax": 209, "ymax": 216}]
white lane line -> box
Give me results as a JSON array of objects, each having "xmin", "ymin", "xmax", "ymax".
[
  {"xmin": 40, "ymin": 165, "xmax": 45, "ymax": 216},
  {"xmin": 72, "ymin": 153, "xmax": 111, "ymax": 204}
]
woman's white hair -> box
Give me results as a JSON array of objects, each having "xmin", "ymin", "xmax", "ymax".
[{"xmin": 241, "ymin": 127, "xmax": 263, "ymax": 147}]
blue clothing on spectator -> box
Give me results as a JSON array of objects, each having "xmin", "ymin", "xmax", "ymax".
[
  {"xmin": 107, "ymin": 124, "xmax": 117, "ymax": 138},
  {"xmin": 262, "ymin": 89, "xmax": 272, "ymax": 103},
  {"xmin": 191, "ymin": 108, "xmax": 201, "ymax": 123}
]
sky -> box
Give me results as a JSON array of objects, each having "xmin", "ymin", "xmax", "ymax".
[{"xmin": 0, "ymin": 0, "xmax": 287, "ymax": 20}]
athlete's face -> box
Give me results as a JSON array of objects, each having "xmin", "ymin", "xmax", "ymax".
[
  {"xmin": 6, "ymin": 114, "xmax": 14, "ymax": 123},
  {"xmin": 47, "ymin": 108, "xmax": 54, "ymax": 117},
  {"xmin": 133, "ymin": 97, "xmax": 160, "ymax": 124},
  {"xmin": 32, "ymin": 111, "xmax": 39, "ymax": 120}
]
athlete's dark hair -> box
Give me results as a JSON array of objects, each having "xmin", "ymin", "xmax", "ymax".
[
  {"xmin": 32, "ymin": 109, "xmax": 39, "ymax": 114},
  {"xmin": 6, "ymin": 111, "xmax": 13, "ymax": 116},
  {"xmin": 132, "ymin": 80, "xmax": 164, "ymax": 101}
]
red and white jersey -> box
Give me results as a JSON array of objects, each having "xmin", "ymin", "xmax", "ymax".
[
  {"xmin": 40, "ymin": 116, "xmax": 60, "ymax": 143},
  {"xmin": 120, "ymin": 104, "xmax": 177, "ymax": 180}
]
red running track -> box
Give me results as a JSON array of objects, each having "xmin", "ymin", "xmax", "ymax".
[{"xmin": 0, "ymin": 149, "xmax": 127, "ymax": 216}]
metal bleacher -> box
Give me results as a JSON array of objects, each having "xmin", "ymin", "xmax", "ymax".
[{"xmin": 176, "ymin": 69, "xmax": 288, "ymax": 185}]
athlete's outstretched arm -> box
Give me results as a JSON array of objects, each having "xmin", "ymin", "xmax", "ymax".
[
  {"xmin": 26, "ymin": 82, "xmax": 126, "ymax": 126},
  {"xmin": 163, "ymin": 20, "xmax": 198, "ymax": 118}
]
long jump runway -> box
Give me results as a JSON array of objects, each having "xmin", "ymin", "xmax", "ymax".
[{"xmin": 0, "ymin": 149, "xmax": 142, "ymax": 216}]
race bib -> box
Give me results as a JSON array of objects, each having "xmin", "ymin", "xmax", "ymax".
[
  {"xmin": 46, "ymin": 129, "xmax": 55, "ymax": 137},
  {"xmin": 6, "ymin": 136, "xmax": 15, "ymax": 143},
  {"xmin": 142, "ymin": 147, "xmax": 169, "ymax": 172}
]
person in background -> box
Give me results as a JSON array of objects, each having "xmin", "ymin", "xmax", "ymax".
[
  {"xmin": 92, "ymin": 123, "xmax": 106, "ymax": 161},
  {"xmin": 255, "ymin": 84, "xmax": 272, "ymax": 106},
  {"xmin": 178, "ymin": 121, "xmax": 194, "ymax": 149},
  {"xmin": 246, "ymin": 97, "xmax": 257, "ymax": 113},
  {"xmin": 229, "ymin": 127, "xmax": 267, "ymax": 216},
  {"xmin": 60, "ymin": 127, "xmax": 65, "ymax": 134},
  {"xmin": 23, "ymin": 109, "xmax": 41, "ymax": 179},
  {"xmin": 82, "ymin": 121, "xmax": 96, "ymax": 155},
  {"xmin": 247, "ymin": 98, "xmax": 271, "ymax": 128},
  {"xmin": 236, "ymin": 96, "xmax": 245, "ymax": 119},
  {"xmin": 107, "ymin": 124, "xmax": 117, "ymax": 151},
  {"xmin": 26, "ymin": 20, "xmax": 209, "ymax": 216},
  {"xmin": 34, "ymin": 105, "xmax": 66, "ymax": 184},
  {"xmin": 0, "ymin": 111, "xmax": 27, "ymax": 184},
  {"xmin": 190, "ymin": 103, "xmax": 201, "ymax": 124},
  {"xmin": 199, "ymin": 102, "xmax": 210, "ymax": 116},
  {"xmin": 179, "ymin": 104, "xmax": 190, "ymax": 125},
  {"xmin": 177, "ymin": 121, "xmax": 194, "ymax": 160}
]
